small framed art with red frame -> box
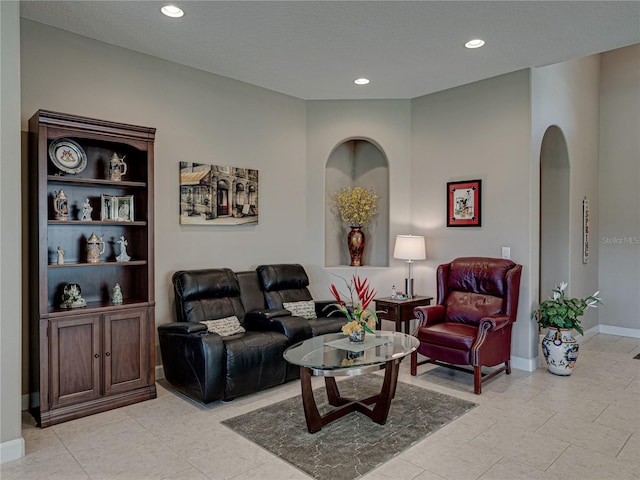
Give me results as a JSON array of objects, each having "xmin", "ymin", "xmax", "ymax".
[{"xmin": 447, "ymin": 179, "xmax": 482, "ymax": 227}]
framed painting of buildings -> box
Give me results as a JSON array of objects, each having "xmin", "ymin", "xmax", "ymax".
[{"xmin": 179, "ymin": 162, "xmax": 259, "ymax": 225}]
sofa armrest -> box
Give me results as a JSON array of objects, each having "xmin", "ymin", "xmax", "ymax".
[
  {"xmin": 158, "ymin": 324, "xmax": 225, "ymax": 403},
  {"xmin": 247, "ymin": 308, "xmax": 291, "ymax": 320},
  {"xmin": 245, "ymin": 310, "xmax": 312, "ymax": 343},
  {"xmin": 158, "ymin": 322, "xmax": 208, "ymax": 334}
]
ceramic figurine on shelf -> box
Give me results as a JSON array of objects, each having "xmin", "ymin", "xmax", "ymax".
[
  {"xmin": 112, "ymin": 283, "xmax": 123, "ymax": 305},
  {"xmin": 57, "ymin": 246, "xmax": 64, "ymax": 265},
  {"xmin": 80, "ymin": 197, "xmax": 93, "ymax": 221},
  {"xmin": 53, "ymin": 189, "xmax": 69, "ymax": 221},
  {"xmin": 109, "ymin": 153, "xmax": 127, "ymax": 181},
  {"xmin": 86, "ymin": 232, "xmax": 106, "ymax": 263},
  {"xmin": 60, "ymin": 283, "xmax": 86, "ymax": 309},
  {"xmin": 116, "ymin": 235, "xmax": 131, "ymax": 262}
]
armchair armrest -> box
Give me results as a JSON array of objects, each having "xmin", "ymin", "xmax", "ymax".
[
  {"xmin": 414, "ymin": 305, "xmax": 445, "ymax": 328},
  {"xmin": 479, "ymin": 315, "xmax": 511, "ymax": 332},
  {"xmin": 245, "ymin": 310, "xmax": 312, "ymax": 343}
]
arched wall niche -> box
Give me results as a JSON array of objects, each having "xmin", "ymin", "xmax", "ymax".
[
  {"xmin": 324, "ymin": 137, "xmax": 390, "ymax": 267},
  {"xmin": 539, "ymin": 125, "xmax": 570, "ymax": 302}
]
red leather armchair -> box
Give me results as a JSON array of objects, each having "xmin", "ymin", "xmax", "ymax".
[{"xmin": 411, "ymin": 257, "xmax": 522, "ymax": 394}]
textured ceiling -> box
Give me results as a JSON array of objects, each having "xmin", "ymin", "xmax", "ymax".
[{"xmin": 20, "ymin": 1, "xmax": 640, "ymax": 100}]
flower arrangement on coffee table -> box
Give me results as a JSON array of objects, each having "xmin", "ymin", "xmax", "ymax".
[{"xmin": 326, "ymin": 274, "xmax": 379, "ymax": 343}]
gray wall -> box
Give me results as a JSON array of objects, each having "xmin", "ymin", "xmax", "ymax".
[
  {"xmin": 19, "ymin": 20, "xmax": 307, "ymax": 373},
  {"xmin": 598, "ymin": 44, "xmax": 640, "ymax": 332},
  {"xmin": 410, "ymin": 70, "xmax": 535, "ymax": 366},
  {"xmin": 1, "ymin": 0, "xmax": 24, "ymax": 462},
  {"xmin": 304, "ymin": 99, "xmax": 413, "ymax": 300},
  {"xmin": 531, "ymin": 55, "xmax": 602, "ymax": 336}
]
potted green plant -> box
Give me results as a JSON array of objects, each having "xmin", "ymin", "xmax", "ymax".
[
  {"xmin": 531, "ymin": 282, "xmax": 602, "ymax": 375},
  {"xmin": 334, "ymin": 187, "xmax": 379, "ymax": 266}
]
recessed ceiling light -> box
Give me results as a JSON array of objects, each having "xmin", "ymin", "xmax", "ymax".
[
  {"xmin": 465, "ymin": 39, "xmax": 485, "ymax": 49},
  {"xmin": 354, "ymin": 78, "xmax": 370, "ymax": 85},
  {"xmin": 161, "ymin": 5, "xmax": 184, "ymax": 18}
]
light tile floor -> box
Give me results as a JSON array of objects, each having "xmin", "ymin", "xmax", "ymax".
[{"xmin": 2, "ymin": 333, "xmax": 639, "ymax": 480}]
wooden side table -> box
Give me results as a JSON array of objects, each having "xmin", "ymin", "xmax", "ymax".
[{"xmin": 374, "ymin": 296, "xmax": 433, "ymax": 334}]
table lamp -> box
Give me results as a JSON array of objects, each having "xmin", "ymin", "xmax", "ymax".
[{"xmin": 393, "ymin": 235, "xmax": 426, "ymax": 299}]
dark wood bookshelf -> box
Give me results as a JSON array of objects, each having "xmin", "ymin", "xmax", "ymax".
[{"xmin": 28, "ymin": 109, "xmax": 157, "ymax": 427}]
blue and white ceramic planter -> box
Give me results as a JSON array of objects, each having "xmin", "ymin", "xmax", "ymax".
[
  {"xmin": 348, "ymin": 329, "xmax": 365, "ymax": 343},
  {"xmin": 541, "ymin": 328, "xmax": 579, "ymax": 375}
]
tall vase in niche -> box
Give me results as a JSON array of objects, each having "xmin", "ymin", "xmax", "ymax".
[{"xmin": 348, "ymin": 226, "xmax": 365, "ymax": 266}]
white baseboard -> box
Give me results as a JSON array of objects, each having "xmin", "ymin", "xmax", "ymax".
[
  {"xmin": 510, "ymin": 355, "xmax": 537, "ymax": 372},
  {"xmin": 599, "ymin": 324, "xmax": 640, "ymax": 338},
  {"xmin": 0, "ymin": 437, "xmax": 25, "ymax": 464},
  {"xmin": 155, "ymin": 365, "xmax": 164, "ymax": 380},
  {"xmin": 576, "ymin": 325, "xmax": 600, "ymax": 343}
]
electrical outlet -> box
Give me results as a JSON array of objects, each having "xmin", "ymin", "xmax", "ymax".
[{"xmin": 501, "ymin": 247, "xmax": 511, "ymax": 259}]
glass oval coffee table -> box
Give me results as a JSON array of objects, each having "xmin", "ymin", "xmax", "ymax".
[{"xmin": 284, "ymin": 331, "xmax": 419, "ymax": 433}]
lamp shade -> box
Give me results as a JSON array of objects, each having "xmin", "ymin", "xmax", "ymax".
[{"xmin": 393, "ymin": 235, "xmax": 426, "ymax": 261}]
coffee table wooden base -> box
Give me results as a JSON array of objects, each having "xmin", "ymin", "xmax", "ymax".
[{"xmin": 299, "ymin": 359, "xmax": 401, "ymax": 434}]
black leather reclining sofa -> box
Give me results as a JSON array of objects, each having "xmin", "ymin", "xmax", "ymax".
[{"xmin": 158, "ymin": 264, "xmax": 346, "ymax": 403}]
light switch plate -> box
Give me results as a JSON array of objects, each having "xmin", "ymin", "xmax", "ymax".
[{"xmin": 501, "ymin": 247, "xmax": 511, "ymax": 259}]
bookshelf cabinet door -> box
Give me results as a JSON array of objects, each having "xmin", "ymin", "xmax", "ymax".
[
  {"xmin": 103, "ymin": 308, "xmax": 149, "ymax": 394},
  {"xmin": 49, "ymin": 315, "xmax": 102, "ymax": 407}
]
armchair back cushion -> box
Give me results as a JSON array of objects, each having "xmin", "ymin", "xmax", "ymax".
[
  {"xmin": 256, "ymin": 263, "xmax": 347, "ymax": 337},
  {"xmin": 257, "ymin": 264, "xmax": 314, "ymax": 309},
  {"xmin": 173, "ymin": 268, "xmax": 246, "ymax": 323},
  {"xmin": 440, "ymin": 257, "xmax": 520, "ymax": 326}
]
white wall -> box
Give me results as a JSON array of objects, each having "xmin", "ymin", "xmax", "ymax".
[
  {"xmin": 1, "ymin": 0, "xmax": 25, "ymax": 463},
  {"xmin": 531, "ymin": 55, "xmax": 602, "ymax": 336},
  {"xmin": 20, "ymin": 19, "xmax": 307, "ymax": 365},
  {"xmin": 410, "ymin": 70, "xmax": 534, "ymax": 364},
  {"xmin": 598, "ymin": 44, "xmax": 640, "ymax": 334}
]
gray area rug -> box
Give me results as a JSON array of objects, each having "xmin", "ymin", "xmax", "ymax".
[{"xmin": 222, "ymin": 375, "xmax": 477, "ymax": 480}]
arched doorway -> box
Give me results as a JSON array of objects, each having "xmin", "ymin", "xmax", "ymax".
[{"xmin": 539, "ymin": 126, "xmax": 570, "ymax": 303}]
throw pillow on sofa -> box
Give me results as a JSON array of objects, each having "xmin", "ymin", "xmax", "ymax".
[
  {"xmin": 283, "ymin": 300, "xmax": 317, "ymax": 319},
  {"xmin": 200, "ymin": 316, "xmax": 246, "ymax": 337}
]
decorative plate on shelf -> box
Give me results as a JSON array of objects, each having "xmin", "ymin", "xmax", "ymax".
[{"xmin": 48, "ymin": 138, "xmax": 87, "ymax": 175}]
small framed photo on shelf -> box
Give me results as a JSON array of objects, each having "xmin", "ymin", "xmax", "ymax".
[
  {"xmin": 115, "ymin": 195, "xmax": 134, "ymax": 222},
  {"xmin": 100, "ymin": 194, "xmax": 116, "ymax": 221},
  {"xmin": 447, "ymin": 179, "xmax": 482, "ymax": 227}
]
